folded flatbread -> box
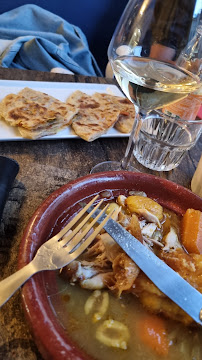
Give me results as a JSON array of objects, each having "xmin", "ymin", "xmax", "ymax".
[
  {"xmin": 92, "ymin": 92, "xmax": 135, "ymax": 134},
  {"xmin": 0, "ymin": 87, "xmax": 77, "ymax": 139},
  {"xmin": 66, "ymin": 90, "xmax": 122, "ymax": 141}
]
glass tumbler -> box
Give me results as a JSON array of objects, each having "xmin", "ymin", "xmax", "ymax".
[{"xmin": 133, "ymin": 112, "xmax": 202, "ymax": 171}]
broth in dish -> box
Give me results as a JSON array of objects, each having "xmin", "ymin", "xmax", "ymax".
[{"xmin": 48, "ymin": 191, "xmax": 202, "ymax": 360}]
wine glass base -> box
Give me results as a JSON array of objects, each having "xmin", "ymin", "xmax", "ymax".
[{"xmin": 90, "ymin": 161, "xmax": 139, "ymax": 174}]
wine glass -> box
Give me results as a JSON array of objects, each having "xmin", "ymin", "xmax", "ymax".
[{"xmin": 91, "ymin": 0, "xmax": 201, "ymax": 173}]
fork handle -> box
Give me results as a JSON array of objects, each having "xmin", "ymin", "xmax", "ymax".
[{"xmin": 0, "ymin": 261, "xmax": 37, "ymax": 307}]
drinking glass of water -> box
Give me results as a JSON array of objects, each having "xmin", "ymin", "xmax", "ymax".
[{"xmin": 133, "ymin": 111, "xmax": 202, "ymax": 171}]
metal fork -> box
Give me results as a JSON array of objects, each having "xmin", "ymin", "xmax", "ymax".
[{"xmin": 0, "ymin": 195, "xmax": 113, "ymax": 308}]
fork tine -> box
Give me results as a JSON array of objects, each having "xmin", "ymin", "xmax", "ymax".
[
  {"xmin": 64, "ymin": 208, "xmax": 115, "ymax": 263},
  {"xmin": 58, "ymin": 198, "xmax": 104, "ymax": 248},
  {"xmin": 62, "ymin": 203, "xmax": 110, "ymax": 252},
  {"xmin": 48, "ymin": 195, "xmax": 99, "ymax": 244}
]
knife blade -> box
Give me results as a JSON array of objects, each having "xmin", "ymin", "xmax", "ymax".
[{"xmin": 86, "ymin": 205, "xmax": 202, "ymax": 325}]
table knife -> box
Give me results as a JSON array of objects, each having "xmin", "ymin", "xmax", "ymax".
[{"xmin": 86, "ymin": 205, "xmax": 202, "ymax": 325}]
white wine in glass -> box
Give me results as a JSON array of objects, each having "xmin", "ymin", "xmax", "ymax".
[{"xmin": 91, "ymin": 0, "xmax": 201, "ymax": 173}]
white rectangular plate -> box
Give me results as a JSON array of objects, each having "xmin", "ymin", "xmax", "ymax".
[{"xmin": 0, "ymin": 79, "xmax": 130, "ymax": 141}]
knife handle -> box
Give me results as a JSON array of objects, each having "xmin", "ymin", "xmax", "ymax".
[{"xmin": 0, "ymin": 156, "xmax": 19, "ymax": 220}]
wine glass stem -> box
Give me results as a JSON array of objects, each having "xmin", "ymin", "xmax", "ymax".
[{"xmin": 121, "ymin": 110, "xmax": 146, "ymax": 170}]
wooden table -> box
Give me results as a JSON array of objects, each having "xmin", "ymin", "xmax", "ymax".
[{"xmin": 0, "ymin": 68, "xmax": 201, "ymax": 360}]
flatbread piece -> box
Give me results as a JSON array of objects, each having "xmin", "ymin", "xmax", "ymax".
[
  {"xmin": 66, "ymin": 90, "xmax": 121, "ymax": 141},
  {"xmin": 0, "ymin": 87, "xmax": 78, "ymax": 139},
  {"xmin": 92, "ymin": 92, "xmax": 135, "ymax": 133}
]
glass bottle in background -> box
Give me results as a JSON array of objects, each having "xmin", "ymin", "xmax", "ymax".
[{"xmin": 163, "ymin": 25, "xmax": 202, "ymax": 120}]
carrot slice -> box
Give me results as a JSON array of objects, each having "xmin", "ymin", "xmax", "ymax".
[
  {"xmin": 137, "ymin": 314, "xmax": 169, "ymax": 356},
  {"xmin": 181, "ymin": 208, "xmax": 202, "ymax": 254}
]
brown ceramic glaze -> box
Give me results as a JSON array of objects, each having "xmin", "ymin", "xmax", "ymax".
[{"xmin": 18, "ymin": 171, "xmax": 202, "ymax": 360}]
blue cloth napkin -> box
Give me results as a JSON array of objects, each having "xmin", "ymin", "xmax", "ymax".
[{"xmin": 0, "ymin": 4, "xmax": 102, "ymax": 76}]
